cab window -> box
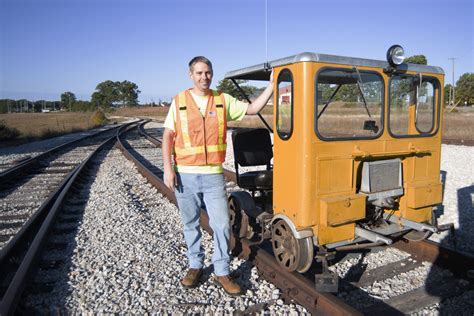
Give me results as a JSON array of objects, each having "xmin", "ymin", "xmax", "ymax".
[
  {"xmin": 389, "ymin": 75, "xmax": 438, "ymax": 136},
  {"xmin": 277, "ymin": 69, "xmax": 293, "ymax": 139},
  {"xmin": 315, "ymin": 68, "xmax": 383, "ymax": 139}
]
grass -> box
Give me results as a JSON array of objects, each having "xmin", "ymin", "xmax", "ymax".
[
  {"xmin": 442, "ymin": 111, "xmax": 474, "ymax": 140},
  {"xmin": 0, "ymin": 112, "xmax": 112, "ymax": 146},
  {"xmin": 112, "ymin": 106, "xmax": 169, "ymax": 121},
  {"xmin": 0, "ymin": 120, "xmax": 21, "ymax": 140},
  {"xmin": 1, "ymin": 105, "xmax": 471, "ymax": 147},
  {"xmin": 114, "ymin": 105, "xmax": 474, "ymax": 141}
]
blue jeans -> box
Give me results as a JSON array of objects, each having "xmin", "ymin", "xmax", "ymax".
[{"xmin": 175, "ymin": 172, "xmax": 230, "ymax": 276}]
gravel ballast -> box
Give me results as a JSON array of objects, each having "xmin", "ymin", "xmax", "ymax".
[
  {"xmin": 3, "ymin": 126, "xmax": 472, "ymax": 313},
  {"xmin": 25, "ymin": 148, "xmax": 307, "ymax": 314}
]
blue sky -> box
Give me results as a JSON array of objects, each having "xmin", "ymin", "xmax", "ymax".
[{"xmin": 0, "ymin": 0, "xmax": 473, "ymax": 103}]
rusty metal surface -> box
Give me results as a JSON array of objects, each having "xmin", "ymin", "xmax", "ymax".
[
  {"xmin": 121, "ymin": 126, "xmax": 361, "ymax": 315},
  {"xmin": 0, "ymin": 124, "xmax": 123, "ymax": 316},
  {"xmin": 115, "ymin": 124, "xmax": 177, "ymax": 205},
  {"xmin": 392, "ymin": 239, "xmax": 474, "ymax": 279}
]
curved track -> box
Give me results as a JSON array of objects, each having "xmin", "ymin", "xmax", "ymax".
[
  {"xmin": 0, "ymin": 122, "xmax": 138, "ymax": 315},
  {"xmin": 1, "ymin": 120, "xmax": 472, "ymax": 314},
  {"xmin": 118, "ymin": 121, "xmax": 474, "ymax": 315}
]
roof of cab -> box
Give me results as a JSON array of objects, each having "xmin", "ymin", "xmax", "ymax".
[{"xmin": 224, "ymin": 52, "xmax": 445, "ymax": 81}]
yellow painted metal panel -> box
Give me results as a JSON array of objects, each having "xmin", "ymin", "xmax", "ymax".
[
  {"xmin": 320, "ymin": 194, "xmax": 366, "ymax": 227},
  {"xmin": 406, "ymin": 182, "xmax": 443, "ymax": 209},
  {"xmin": 403, "ymin": 206, "xmax": 432, "ymax": 223},
  {"xmin": 318, "ymin": 159, "xmax": 353, "ymax": 193},
  {"xmin": 269, "ymin": 60, "xmax": 444, "ymax": 246},
  {"xmin": 317, "ymin": 223, "xmax": 355, "ymax": 245}
]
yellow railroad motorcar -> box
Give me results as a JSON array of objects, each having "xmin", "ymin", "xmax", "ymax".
[{"xmin": 225, "ymin": 46, "xmax": 446, "ymax": 292}]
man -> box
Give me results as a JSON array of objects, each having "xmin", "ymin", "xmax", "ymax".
[{"xmin": 162, "ymin": 56, "xmax": 273, "ymax": 296}]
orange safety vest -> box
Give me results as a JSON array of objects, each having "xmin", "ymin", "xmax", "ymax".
[{"xmin": 173, "ymin": 89, "xmax": 227, "ymax": 165}]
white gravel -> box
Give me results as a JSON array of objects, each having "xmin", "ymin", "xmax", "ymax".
[
  {"xmin": 24, "ymin": 147, "xmax": 307, "ymax": 314},
  {"xmin": 429, "ymin": 144, "xmax": 474, "ymax": 254},
  {"xmin": 3, "ymin": 126, "xmax": 472, "ymax": 314}
]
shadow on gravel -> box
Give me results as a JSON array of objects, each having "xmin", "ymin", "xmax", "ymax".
[
  {"xmin": 18, "ymin": 151, "xmax": 108, "ymax": 313},
  {"xmin": 454, "ymin": 184, "xmax": 474, "ymax": 252},
  {"xmin": 297, "ymin": 248, "xmax": 402, "ymax": 314},
  {"xmin": 0, "ymin": 165, "xmax": 51, "ymax": 199},
  {"xmin": 424, "ymin": 181, "xmax": 474, "ymax": 314}
]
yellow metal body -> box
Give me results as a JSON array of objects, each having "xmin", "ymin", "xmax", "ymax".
[{"xmin": 272, "ymin": 61, "xmax": 444, "ymax": 246}]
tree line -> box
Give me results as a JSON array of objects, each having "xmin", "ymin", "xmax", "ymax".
[{"xmin": 0, "ymin": 80, "xmax": 141, "ymax": 114}]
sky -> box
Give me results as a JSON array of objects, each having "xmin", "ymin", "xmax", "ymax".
[{"xmin": 0, "ymin": 0, "xmax": 473, "ymax": 103}]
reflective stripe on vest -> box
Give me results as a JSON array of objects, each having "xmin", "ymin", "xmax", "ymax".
[
  {"xmin": 177, "ymin": 92, "xmax": 191, "ymax": 148},
  {"xmin": 174, "ymin": 143, "xmax": 227, "ymax": 156},
  {"xmin": 213, "ymin": 90, "xmax": 225, "ymax": 145}
]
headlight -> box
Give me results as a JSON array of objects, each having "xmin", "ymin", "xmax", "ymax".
[{"xmin": 386, "ymin": 45, "xmax": 405, "ymax": 66}]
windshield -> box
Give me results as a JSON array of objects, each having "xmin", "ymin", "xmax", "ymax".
[{"xmin": 315, "ymin": 68, "xmax": 384, "ymax": 139}]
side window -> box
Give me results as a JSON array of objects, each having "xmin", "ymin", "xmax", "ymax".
[
  {"xmin": 277, "ymin": 69, "xmax": 293, "ymax": 139},
  {"xmin": 389, "ymin": 75, "xmax": 437, "ymax": 136}
]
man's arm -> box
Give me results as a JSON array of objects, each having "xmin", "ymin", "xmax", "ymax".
[
  {"xmin": 162, "ymin": 127, "xmax": 176, "ymax": 191},
  {"xmin": 246, "ymin": 70, "xmax": 274, "ymax": 115}
]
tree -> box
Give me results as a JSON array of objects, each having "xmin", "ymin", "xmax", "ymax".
[
  {"xmin": 216, "ymin": 79, "xmax": 257, "ymax": 101},
  {"xmin": 118, "ymin": 80, "xmax": 140, "ymax": 106},
  {"xmin": 93, "ymin": 80, "xmax": 119, "ymax": 107},
  {"xmin": 91, "ymin": 80, "xmax": 140, "ymax": 107},
  {"xmin": 61, "ymin": 91, "xmax": 76, "ymax": 111},
  {"xmin": 0, "ymin": 99, "xmax": 16, "ymax": 113},
  {"xmin": 405, "ymin": 55, "xmax": 427, "ymax": 65},
  {"xmin": 455, "ymin": 73, "xmax": 474, "ymax": 105}
]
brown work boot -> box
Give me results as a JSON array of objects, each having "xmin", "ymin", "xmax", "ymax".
[
  {"xmin": 215, "ymin": 275, "xmax": 242, "ymax": 296},
  {"xmin": 181, "ymin": 268, "xmax": 203, "ymax": 288}
]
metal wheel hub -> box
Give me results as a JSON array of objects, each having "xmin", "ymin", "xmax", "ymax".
[{"xmin": 271, "ymin": 219, "xmax": 314, "ymax": 273}]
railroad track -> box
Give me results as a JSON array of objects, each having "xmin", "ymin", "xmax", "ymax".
[
  {"xmin": 1, "ymin": 120, "xmax": 472, "ymax": 314},
  {"xmin": 0, "ymin": 124, "xmax": 124, "ymax": 249},
  {"xmin": 0, "ymin": 122, "xmax": 138, "ymax": 315},
  {"xmin": 118, "ymin": 121, "xmax": 474, "ymax": 315}
]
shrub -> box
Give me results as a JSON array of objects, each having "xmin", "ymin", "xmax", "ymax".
[
  {"xmin": 0, "ymin": 120, "xmax": 21, "ymax": 141},
  {"xmin": 90, "ymin": 110, "xmax": 108, "ymax": 127}
]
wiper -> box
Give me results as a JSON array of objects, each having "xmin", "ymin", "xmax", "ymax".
[
  {"xmin": 317, "ymin": 84, "xmax": 342, "ymax": 119},
  {"xmin": 354, "ymin": 67, "xmax": 372, "ymax": 118},
  {"xmin": 415, "ymin": 73, "xmax": 423, "ymax": 124}
]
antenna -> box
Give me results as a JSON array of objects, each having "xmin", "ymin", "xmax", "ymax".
[
  {"xmin": 264, "ymin": 0, "xmax": 270, "ymax": 71},
  {"xmin": 265, "ymin": 0, "xmax": 268, "ymax": 63},
  {"xmin": 448, "ymin": 57, "xmax": 457, "ymax": 106}
]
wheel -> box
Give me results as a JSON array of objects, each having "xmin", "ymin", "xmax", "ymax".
[
  {"xmin": 229, "ymin": 195, "xmax": 255, "ymax": 240},
  {"xmin": 271, "ymin": 220, "xmax": 314, "ymax": 273},
  {"xmin": 229, "ymin": 193, "xmax": 256, "ymax": 253}
]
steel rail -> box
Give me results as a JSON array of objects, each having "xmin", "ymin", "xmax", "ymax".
[
  {"xmin": 121, "ymin": 123, "xmax": 360, "ymax": 315},
  {"xmin": 138, "ymin": 123, "xmax": 474, "ymax": 312},
  {"xmin": 0, "ymin": 122, "xmax": 136, "ymax": 316},
  {"xmin": 392, "ymin": 239, "xmax": 474, "ymax": 280},
  {"xmin": 0, "ymin": 124, "xmax": 122, "ymax": 185}
]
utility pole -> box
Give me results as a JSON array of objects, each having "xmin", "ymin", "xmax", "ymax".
[{"xmin": 448, "ymin": 57, "xmax": 457, "ymax": 106}]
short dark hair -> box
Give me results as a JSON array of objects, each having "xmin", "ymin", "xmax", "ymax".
[{"xmin": 189, "ymin": 56, "xmax": 213, "ymax": 72}]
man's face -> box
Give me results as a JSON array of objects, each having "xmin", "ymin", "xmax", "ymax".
[{"xmin": 189, "ymin": 61, "xmax": 213, "ymax": 92}]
